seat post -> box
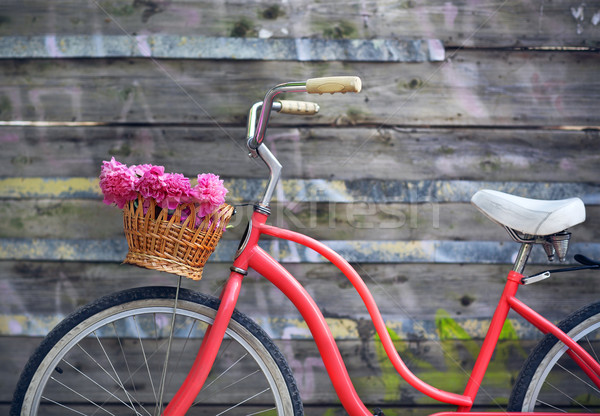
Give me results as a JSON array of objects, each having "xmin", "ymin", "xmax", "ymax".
[{"xmin": 513, "ymin": 242, "xmax": 533, "ymax": 274}]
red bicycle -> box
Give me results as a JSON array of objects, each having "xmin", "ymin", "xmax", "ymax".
[{"xmin": 12, "ymin": 77, "xmax": 600, "ymax": 415}]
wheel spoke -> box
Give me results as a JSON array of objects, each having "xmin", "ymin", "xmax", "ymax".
[
  {"xmin": 214, "ymin": 387, "xmax": 271, "ymax": 416},
  {"xmin": 194, "ymin": 369, "xmax": 261, "ymax": 407},
  {"xmin": 93, "ymin": 331, "xmax": 140, "ymax": 413},
  {"xmin": 60, "ymin": 359, "xmax": 144, "ymax": 415},
  {"xmin": 46, "ymin": 376, "xmax": 117, "ymax": 416},
  {"xmin": 585, "ymin": 335, "xmax": 600, "ymax": 363},
  {"xmin": 221, "ymin": 369, "xmax": 261, "ymax": 391},
  {"xmin": 166, "ymin": 318, "xmax": 198, "ymax": 390},
  {"xmin": 542, "ymin": 379, "xmax": 593, "ymax": 411},
  {"xmin": 112, "ymin": 321, "xmax": 138, "ymax": 395},
  {"xmin": 535, "ymin": 398, "xmax": 567, "ymax": 413},
  {"xmin": 75, "ymin": 343, "xmax": 130, "ymax": 398},
  {"xmin": 133, "ymin": 315, "xmax": 158, "ymax": 402},
  {"xmin": 246, "ymin": 408, "xmax": 277, "ymax": 415},
  {"xmin": 40, "ymin": 395, "xmax": 89, "ymax": 416},
  {"xmin": 157, "ymin": 277, "xmax": 182, "ymax": 416},
  {"xmin": 202, "ymin": 353, "xmax": 249, "ymax": 391},
  {"xmin": 555, "ymin": 360, "xmax": 600, "ymax": 396},
  {"xmin": 110, "ymin": 321, "xmax": 151, "ymax": 416},
  {"xmin": 73, "ymin": 338, "xmax": 151, "ymax": 416}
]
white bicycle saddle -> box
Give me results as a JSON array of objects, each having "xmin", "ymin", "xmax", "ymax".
[{"xmin": 471, "ymin": 189, "xmax": 586, "ymax": 236}]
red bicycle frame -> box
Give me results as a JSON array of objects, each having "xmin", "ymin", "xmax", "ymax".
[
  {"xmin": 163, "ymin": 78, "xmax": 599, "ymax": 415},
  {"xmin": 164, "ymin": 209, "xmax": 600, "ymax": 416}
]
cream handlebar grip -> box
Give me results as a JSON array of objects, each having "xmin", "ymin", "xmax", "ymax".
[
  {"xmin": 306, "ymin": 76, "xmax": 362, "ymax": 94},
  {"xmin": 277, "ymin": 100, "xmax": 320, "ymax": 115}
]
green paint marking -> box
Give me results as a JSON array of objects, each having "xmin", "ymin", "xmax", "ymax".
[
  {"xmin": 434, "ymin": 309, "xmax": 527, "ymax": 397},
  {"xmin": 372, "ymin": 327, "xmax": 405, "ymax": 402},
  {"xmin": 498, "ymin": 318, "xmax": 518, "ymax": 340},
  {"xmin": 435, "ymin": 309, "xmax": 472, "ymax": 341}
]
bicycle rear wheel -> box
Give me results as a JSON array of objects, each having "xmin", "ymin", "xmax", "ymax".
[
  {"xmin": 508, "ymin": 301, "xmax": 600, "ymax": 412},
  {"xmin": 11, "ymin": 286, "xmax": 303, "ymax": 415}
]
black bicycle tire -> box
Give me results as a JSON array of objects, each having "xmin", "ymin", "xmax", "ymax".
[
  {"xmin": 508, "ymin": 301, "xmax": 600, "ymax": 412},
  {"xmin": 11, "ymin": 286, "xmax": 304, "ymax": 415}
]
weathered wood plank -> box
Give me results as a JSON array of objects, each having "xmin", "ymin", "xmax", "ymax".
[
  {"xmin": 0, "ymin": 50, "xmax": 598, "ymax": 126},
  {"xmin": 2, "ymin": 0, "xmax": 599, "ymax": 48},
  {"xmin": 2, "ymin": 237, "xmax": 599, "ymax": 266},
  {"xmin": 2, "ymin": 199, "xmax": 599, "ymax": 243},
  {"xmin": 2, "ymin": 178, "xmax": 599, "ymax": 205},
  {"xmin": 2, "ymin": 261, "xmax": 598, "ymax": 338},
  {"xmin": 2, "ymin": 126, "xmax": 599, "ymax": 182}
]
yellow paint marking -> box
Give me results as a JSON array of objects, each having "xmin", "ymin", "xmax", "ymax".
[
  {"xmin": 0, "ymin": 177, "xmax": 256, "ymax": 202},
  {"xmin": 0, "ymin": 177, "xmax": 100, "ymax": 198},
  {"xmin": 266, "ymin": 317, "xmax": 359, "ymax": 339}
]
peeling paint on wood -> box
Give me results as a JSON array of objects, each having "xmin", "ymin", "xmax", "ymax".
[
  {"xmin": 0, "ymin": 35, "xmax": 445, "ymax": 62},
  {"xmin": 1, "ymin": 52, "xmax": 599, "ymax": 127},
  {"xmin": 1, "ymin": 237, "xmax": 598, "ymax": 265},
  {"xmin": 2, "ymin": 177, "xmax": 599, "ymax": 204},
  {"xmin": 2, "ymin": 0, "xmax": 599, "ymax": 48},
  {"xmin": 0, "ymin": 312, "xmax": 549, "ymax": 341},
  {"xmin": 0, "ymin": 177, "xmax": 99, "ymax": 199}
]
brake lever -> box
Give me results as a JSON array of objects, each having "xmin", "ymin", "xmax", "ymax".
[{"xmin": 574, "ymin": 254, "xmax": 600, "ymax": 267}]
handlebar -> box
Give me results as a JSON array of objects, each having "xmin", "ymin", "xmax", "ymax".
[
  {"xmin": 247, "ymin": 76, "xmax": 362, "ymax": 152},
  {"xmin": 245, "ymin": 76, "xmax": 361, "ymax": 208},
  {"xmin": 306, "ymin": 76, "xmax": 362, "ymax": 94},
  {"xmin": 246, "ymin": 100, "xmax": 320, "ymax": 154},
  {"xmin": 276, "ymin": 100, "xmax": 320, "ymax": 115}
]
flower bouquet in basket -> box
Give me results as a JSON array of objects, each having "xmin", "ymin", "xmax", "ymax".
[{"xmin": 99, "ymin": 157, "xmax": 234, "ymax": 280}]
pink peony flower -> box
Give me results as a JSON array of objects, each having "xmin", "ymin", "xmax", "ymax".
[
  {"xmin": 98, "ymin": 158, "xmax": 229, "ymax": 229},
  {"xmin": 130, "ymin": 163, "xmax": 155, "ymax": 178},
  {"xmin": 134, "ymin": 165, "xmax": 167, "ymax": 204},
  {"xmin": 191, "ymin": 173, "xmax": 228, "ymax": 218},
  {"xmin": 99, "ymin": 157, "xmax": 138, "ymax": 208},
  {"xmin": 161, "ymin": 173, "xmax": 192, "ymax": 209}
]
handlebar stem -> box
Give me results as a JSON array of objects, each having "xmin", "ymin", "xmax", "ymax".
[
  {"xmin": 246, "ymin": 101, "xmax": 284, "ymax": 152},
  {"xmin": 256, "ymin": 144, "xmax": 282, "ymax": 208},
  {"xmin": 246, "ymin": 101, "xmax": 263, "ymax": 157},
  {"xmin": 245, "ymin": 102, "xmax": 283, "ymax": 207},
  {"xmin": 247, "ymin": 81, "xmax": 308, "ymax": 152}
]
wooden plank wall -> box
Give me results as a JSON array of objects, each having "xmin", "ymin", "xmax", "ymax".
[{"xmin": 1, "ymin": 0, "xmax": 600, "ymax": 413}]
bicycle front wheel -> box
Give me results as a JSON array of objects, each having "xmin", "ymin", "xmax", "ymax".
[
  {"xmin": 508, "ymin": 301, "xmax": 600, "ymax": 412},
  {"xmin": 11, "ymin": 286, "xmax": 303, "ymax": 415}
]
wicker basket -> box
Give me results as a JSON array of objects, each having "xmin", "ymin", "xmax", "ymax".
[{"xmin": 122, "ymin": 196, "xmax": 234, "ymax": 280}]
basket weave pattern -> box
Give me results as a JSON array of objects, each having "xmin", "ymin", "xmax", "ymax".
[{"xmin": 123, "ymin": 196, "xmax": 234, "ymax": 280}]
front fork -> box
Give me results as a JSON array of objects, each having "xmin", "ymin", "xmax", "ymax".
[{"xmin": 162, "ymin": 270, "xmax": 245, "ymax": 416}]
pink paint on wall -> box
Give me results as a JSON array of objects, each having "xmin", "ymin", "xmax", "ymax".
[
  {"xmin": 443, "ymin": 2, "xmax": 459, "ymax": 28},
  {"xmin": 45, "ymin": 35, "xmax": 65, "ymax": 58}
]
